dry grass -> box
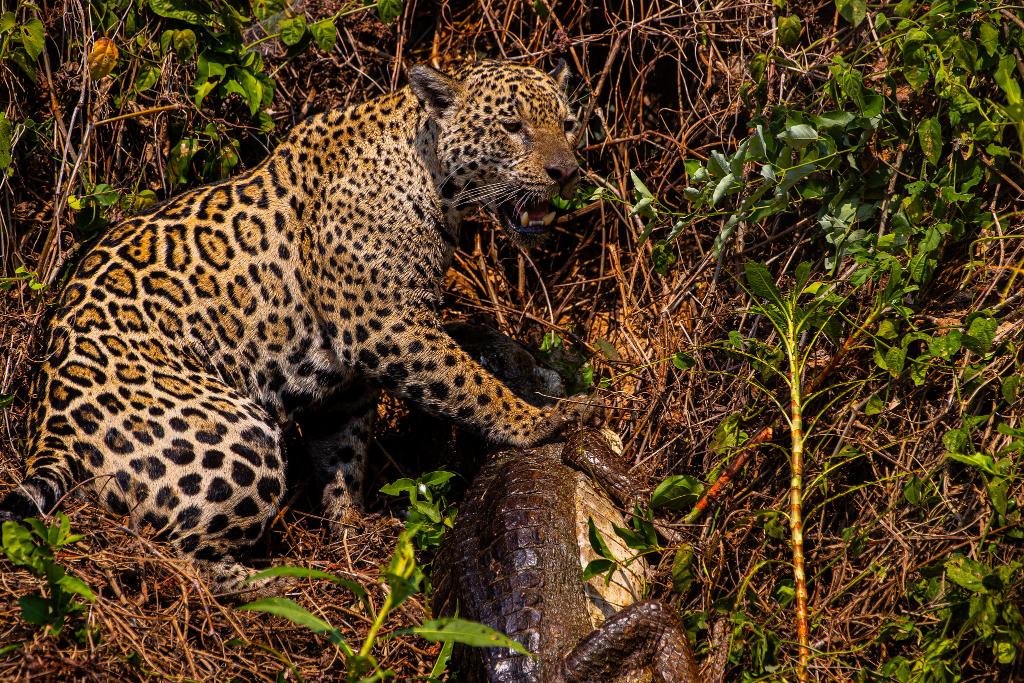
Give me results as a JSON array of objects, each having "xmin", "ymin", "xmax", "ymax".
[{"xmin": 1, "ymin": 0, "xmax": 1023, "ymax": 680}]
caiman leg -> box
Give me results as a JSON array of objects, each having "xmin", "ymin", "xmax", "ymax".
[
  {"xmin": 561, "ymin": 600, "xmax": 701, "ymax": 683},
  {"xmin": 561, "ymin": 428, "xmax": 638, "ymax": 507}
]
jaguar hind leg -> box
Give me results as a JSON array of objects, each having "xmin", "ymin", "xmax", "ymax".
[{"xmin": 298, "ymin": 383, "xmax": 380, "ymax": 531}]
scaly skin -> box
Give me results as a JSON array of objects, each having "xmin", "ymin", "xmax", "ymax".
[{"xmin": 433, "ymin": 430, "xmax": 701, "ymax": 682}]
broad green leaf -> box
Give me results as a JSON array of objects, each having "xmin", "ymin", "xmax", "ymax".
[
  {"xmin": 978, "ymin": 22, "xmax": 998, "ymax": 57},
  {"xmin": 377, "ymin": 0, "xmax": 403, "ymax": 23},
  {"xmin": 410, "ymin": 618, "xmax": 531, "ymax": 656},
  {"xmin": 776, "ymin": 124, "xmax": 817, "ymax": 149},
  {"xmin": 903, "ymin": 476, "xmax": 922, "ymax": 505},
  {"xmin": 309, "ymin": 18, "xmax": 336, "ymax": 51},
  {"xmin": 651, "ymin": 475, "xmax": 704, "ymax": 511},
  {"xmin": 19, "ymin": 18, "xmax": 44, "ymax": 60},
  {"xmin": 2, "ymin": 521, "xmax": 39, "ymax": 570},
  {"xmin": 587, "ymin": 517, "xmax": 613, "ymax": 559},
  {"xmin": 865, "ymin": 394, "xmax": 885, "ymax": 415},
  {"xmin": 0, "ymin": 112, "xmax": 12, "ymax": 170},
  {"xmin": 944, "ymin": 555, "xmax": 988, "ymax": 593},
  {"xmin": 963, "ymin": 315, "xmax": 997, "ymax": 355},
  {"xmin": 418, "ymin": 470, "xmax": 456, "ymax": 489},
  {"xmin": 278, "ymin": 15, "xmax": 307, "ymax": 46},
  {"xmin": 777, "ymin": 14, "xmax": 802, "ymax": 48},
  {"xmin": 148, "ymin": 0, "xmax": 214, "ymax": 26},
  {"xmin": 928, "ymin": 331, "xmax": 961, "ymax": 360},
  {"xmin": 671, "ymin": 544, "xmax": 695, "ymax": 593},
  {"xmin": 744, "ymin": 261, "xmax": 782, "ymax": 304},
  {"xmin": 836, "ymin": 0, "xmax": 866, "ymax": 26},
  {"xmin": 630, "ymin": 170, "xmax": 654, "ymax": 200},
  {"xmin": 988, "ymin": 476, "xmax": 1008, "ymax": 516},
  {"xmin": 778, "ymin": 162, "xmax": 816, "ymax": 193},
  {"xmin": 237, "ymin": 70, "xmax": 264, "ymax": 115},
  {"xmin": 582, "ymin": 558, "xmax": 614, "ymax": 581},
  {"xmin": 18, "ymin": 594, "xmax": 50, "ymax": 626},
  {"xmin": 57, "ymin": 574, "xmax": 96, "ymax": 602},
  {"xmin": 917, "ymin": 117, "xmax": 943, "ymax": 166},
  {"xmin": 814, "ymin": 111, "xmax": 856, "ymax": 130},
  {"xmin": 711, "ymin": 172, "xmax": 737, "ymax": 206},
  {"xmin": 1001, "ymin": 375, "xmax": 1021, "ymax": 405},
  {"xmin": 380, "ymin": 477, "xmax": 418, "ymax": 497},
  {"xmin": 946, "ymin": 451, "xmax": 998, "ymax": 477},
  {"xmin": 995, "ymin": 55, "xmax": 1022, "ymax": 105},
  {"xmin": 671, "ymin": 351, "xmax": 694, "ymax": 370}
]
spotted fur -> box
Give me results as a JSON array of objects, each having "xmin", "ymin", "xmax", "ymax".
[{"xmin": 0, "ymin": 61, "xmax": 590, "ymax": 595}]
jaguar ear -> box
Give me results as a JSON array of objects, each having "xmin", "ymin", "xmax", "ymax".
[
  {"xmin": 548, "ymin": 58, "xmax": 569, "ymax": 91},
  {"xmin": 409, "ymin": 64, "xmax": 460, "ymax": 115}
]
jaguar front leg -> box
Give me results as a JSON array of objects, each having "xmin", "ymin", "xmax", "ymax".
[{"xmin": 354, "ymin": 312, "xmax": 598, "ymax": 447}]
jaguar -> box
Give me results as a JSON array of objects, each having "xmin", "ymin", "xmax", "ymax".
[{"xmin": 0, "ymin": 60, "xmax": 594, "ymax": 596}]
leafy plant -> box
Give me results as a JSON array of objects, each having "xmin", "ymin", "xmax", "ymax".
[
  {"xmin": 239, "ymin": 526, "xmax": 528, "ymax": 681},
  {"xmin": 379, "ymin": 470, "xmax": 457, "ymax": 550},
  {"xmin": 2, "ymin": 514, "xmax": 96, "ymax": 640}
]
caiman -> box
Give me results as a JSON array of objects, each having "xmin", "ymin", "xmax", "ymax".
[{"xmin": 432, "ymin": 427, "xmax": 701, "ymax": 682}]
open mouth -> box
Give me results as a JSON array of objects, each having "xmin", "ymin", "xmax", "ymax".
[{"xmin": 498, "ymin": 198, "xmax": 557, "ymax": 235}]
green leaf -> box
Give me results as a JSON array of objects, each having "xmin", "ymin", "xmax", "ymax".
[
  {"xmin": 0, "ymin": 111, "xmax": 12, "ymax": 171},
  {"xmin": 587, "ymin": 517, "xmax": 613, "ymax": 559},
  {"xmin": 19, "ymin": 18, "xmax": 44, "ymax": 61},
  {"xmin": 903, "ymin": 476, "xmax": 922, "ymax": 505},
  {"xmin": 963, "ymin": 315, "xmax": 997, "ymax": 355},
  {"xmin": 57, "ymin": 574, "xmax": 96, "ymax": 602},
  {"xmin": 582, "ymin": 558, "xmax": 614, "ymax": 581},
  {"xmin": 1001, "ymin": 375, "xmax": 1021, "ymax": 405},
  {"xmin": 835, "ymin": 0, "xmax": 866, "ymax": 27},
  {"xmin": 651, "ymin": 475, "xmax": 704, "ymax": 511},
  {"xmin": 946, "ymin": 451, "xmax": 999, "ymax": 478},
  {"xmin": 988, "ymin": 477, "xmax": 1008, "ymax": 517},
  {"xmin": 18, "ymin": 594, "xmax": 50, "ymax": 626},
  {"xmin": 995, "ymin": 55, "xmax": 1022, "ymax": 105},
  {"xmin": 246, "ymin": 566, "xmax": 368, "ymax": 605},
  {"xmin": 410, "ymin": 618, "xmax": 531, "ymax": 656},
  {"xmin": 744, "ymin": 261, "xmax": 782, "ymax": 304},
  {"xmin": 172, "ymin": 28, "xmax": 196, "ymax": 58},
  {"xmin": 148, "ymin": 0, "xmax": 214, "ymax": 26},
  {"xmin": 944, "ymin": 555, "xmax": 988, "ymax": 593},
  {"xmin": 278, "ymin": 15, "xmax": 307, "ymax": 46},
  {"xmin": 671, "ymin": 544, "xmax": 695, "ymax": 593},
  {"xmin": 377, "ymin": 0, "xmax": 403, "ymax": 23},
  {"xmin": 711, "ymin": 172, "xmax": 737, "ymax": 206},
  {"xmin": 309, "ymin": 18, "xmax": 336, "ymax": 51},
  {"xmin": 671, "ymin": 352, "xmax": 694, "ymax": 370},
  {"xmin": 978, "ymin": 22, "xmax": 998, "ymax": 57},
  {"xmin": 3, "ymin": 521, "xmax": 39, "ymax": 571},
  {"xmin": 777, "ymin": 15, "xmax": 802, "ymax": 48},
  {"xmin": 238, "ymin": 597, "xmax": 338, "ymax": 636},
  {"xmin": 917, "ymin": 117, "xmax": 943, "ymax": 166},
  {"xmin": 928, "ymin": 331, "xmax": 961, "ymax": 360},
  {"xmin": 236, "ymin": 69, "xmax": 264, "ymax": 115},
  {"xmin": 429, "ymin": 638, "xmax": 454, "ymax": 679},
  {"xmin": 777, "ymin": 124, "xmax": 817, "ymax": 149},
  {"xmin": 865, "ymin": 394, "xmax": 884, "ymax": 415},
  {"xmin": 630, "ymin": 170, "xmax": 654, "ymax": 201}
]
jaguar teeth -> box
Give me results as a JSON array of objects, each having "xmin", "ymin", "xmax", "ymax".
[
  {"xmin": 542, "ymin": 211, "xmax": 555, "ymax": 226},
  {"xmin": 520, "ymin": 211, "xmax": 530, "ymax": 227}
]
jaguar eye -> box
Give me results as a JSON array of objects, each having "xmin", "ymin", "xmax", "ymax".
[
  {"xmin": 501, "ymin": 120, "xmax": 522, "ymax": 134},
  {"xmin": 563, "ymin": 119, "xmax": 576, "ymax": 133}
]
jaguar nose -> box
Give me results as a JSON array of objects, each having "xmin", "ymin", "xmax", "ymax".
[{"xmin": 545, "ymin": 160, "xmax": 579, "ymax": 185}]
